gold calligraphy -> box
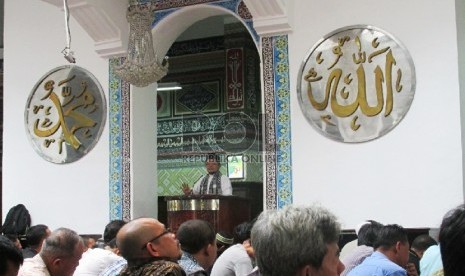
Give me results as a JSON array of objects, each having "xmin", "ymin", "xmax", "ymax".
[
  {"xmin": 304, "ymin": 33, "xmax": 405, "ymax": 132},
  {"xmin": 32, "ymin": 76, "xmax": 98, "ymax": 154}
]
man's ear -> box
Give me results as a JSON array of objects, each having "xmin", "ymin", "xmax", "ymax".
[
  {"xmin": 203, "ymin": 245, "xmax": 210, "ymax": 256},
  {"xmin": 204, "ymin": 243, "xmax": 215, "ymax": 257},
  {"xmin": 394, "ymin": 241, "xmax": 402, "ymax": 253},
  {"xmin": 298, "ymin": 264, "xmax": 313, "ymax": 276},
  {"xmin": 51, "ymin": 257, "xmax": 62, "ymax": 268},
  {"xmin": 146, "ymin": 243, "xmax": 161, "ymax": 257}
]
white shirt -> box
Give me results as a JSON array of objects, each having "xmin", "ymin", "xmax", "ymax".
[
  {"xmin": 210, "ymin": 244, "xmax": 253, "ymax": 276},
  {"xmin": 340, "ymin": 239, "xmax": 358, "ymax": 259},
  {"xmin": 73, "ymin": 248, "xmax": 122, "ymax": 276},
  {"xmin": 192, "ymin": 174, "xmax": 232, "ymax": 195},
  {"xmin": 420, "ymin": 245, "xmax": 443, "ymax": 276},
  {"xmin": 18, "ymin": 254, "xmax": 51, "ymax": 276}
]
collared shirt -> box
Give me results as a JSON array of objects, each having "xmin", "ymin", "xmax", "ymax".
[
  {"xmin": 420, "ymin": 245, "xmax": 443, "ymax": 276},
  {"xmin": 178, "ymin": 251, "xmax": 207, "ymax": 276},
  {"xmin": 74, "ymin": 248, "xmax": 123, "ymax": 275},
  {"xmin": 347, "ymin": 251, "xmax": 407, "ymax": 276},
  {"xmin": 18, "ymin": 254, "xmax": 51, "ymax": 276},
  {"xmin": 210, "ymin": 244, "xmax": 254, "ymax": 276},
  {"xmin": 99, "ymin": 257, "xmax": 127, "ymax": 276},
  {"xmin": 341, "ymin": 245, "xmax": 374, "ymax": 276}
]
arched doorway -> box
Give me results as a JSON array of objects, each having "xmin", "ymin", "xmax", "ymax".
[
  {"xmin": 156, "ymin": 14, "xmax": 263, "ymax": 223},
  {"xmin": 108, "ymin": 0, "xmax": 292, "ymax": 220}
]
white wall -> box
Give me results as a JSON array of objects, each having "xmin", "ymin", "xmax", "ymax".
[
  {"xmin": 288, "ymin": 0, "xmax": 463, "ymax": 229},
  {"xmin": 3, "ymin": 0, "xmax": 110, "ymax": 234},
  {"xmin": 456, "ymin": 0, "xmax": 465, "ymax": 202}
]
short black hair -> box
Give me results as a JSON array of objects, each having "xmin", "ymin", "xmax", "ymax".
[
  {"xmin": 411, "ymin": 234, "xmax": 437, "ymax": 251},
  {"xmin": 25, "ymin": 224, "xmax": 49, "ymax": 247},
  {"xmin": 103, "ymin": 220, "xmax": 127, "ymax": 244},
  {"xmin": 374, "ymin": 224, "xmax": 408, "ymax": 249},
  {"xmin": 3, "ymin": 233, "xmax": 19, "ymax": 243},
  {"xmin": 439, "ymin": 204, "xmax": 465, "ymax": 276},
  {"xmin": 177, "ymin": 219, "xmax": 215, "ymax": 254},
  {"xmin": 357, "ymin": 220, "xmax": 383, "ymax": 247},
  {"xmin": 0, "ymin": 235, "xmax": 23, "ymax": 275},
  {"xmin": 234, "ymin": 220, "xmax": 255, "ymax": 244}
]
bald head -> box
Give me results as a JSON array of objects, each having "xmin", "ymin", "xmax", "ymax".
[
  {"xmin": 116, "ymin": 218, "xmax": 159, "ymax": 260},
  {"xmin": 117, "ymin": 218, "xmax": 181, "ymax": 263}
]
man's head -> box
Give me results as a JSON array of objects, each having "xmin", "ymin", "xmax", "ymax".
[
  {"xmin": 233, "ymin": 220, "xmax": 255, "ymax": 244},
  {"xmin": 26, "ymin": 224, "xmax": 51, "ymax": 250},
  {"xmin": 215, "ymin": 231, "xmax": 234, "ymax": 256},
  {"xmin": 116, "ymin": 218, "xmax": 181, "ymax": 264},
  {"xmin": 357, "ymin": 220, "xmax": 383, "ymax": 247},
  {"xmin": 439, "ymin": 204, "xmax": 465, "ymax": 276},
  {"xmin": 0, "ymin": 235, "xmax": 23, "ymax": 276},
  {"xmin": 251, "ymin": 205, "xmax": 344, "ymax": 276},
  {"xmin": 40, "ymin": 228, "xmax": 85, "ymax": 276},
  {"xmin": 103, "ymin": 219, "xmax": 127, "ymax": 252},
  {"xmin": 374, "ymin": 224, "xmax": 410, "ymax": 268},
  {"xmin": 411, "ymin": 234, "xmax": 437, "ymax": 258},
  {"xmin": 82, "ymin": 237, "xmax": 96, "ymax": 249},
  {"xmin": 205, "ymin": 153, "xmax": 221, "ymax": 174},
  {"xmin": 177, "ymin": 219, "xmax": 217, "ymax": 270}
]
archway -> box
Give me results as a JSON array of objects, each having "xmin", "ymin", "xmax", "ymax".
[
  {"xmin": 156, "ymin": 13, "xmax": 263, "ymax": 223},
  {"xmin": 108, "ymin": 0, "xmax": 292, "ymax": 220}
]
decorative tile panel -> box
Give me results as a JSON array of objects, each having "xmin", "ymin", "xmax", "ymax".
[
  {"xmin": 272, "ymin": 35, "xmax": 293, "ymax": 208},
  {"xmin": 109, "ymin": 57, "xmax": 123, "ymax": 220},
  {"xmin": 109, "ymin": 57, "xmax": 131, "ymax": 221},
  {"xmin": 261, "ymin": 37, "xmax": 278, "ymax": 209}
]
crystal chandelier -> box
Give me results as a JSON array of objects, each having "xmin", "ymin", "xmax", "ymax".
[{"xmin": 113, "ymin": 1, "xmax": 168, "ymax": 87}]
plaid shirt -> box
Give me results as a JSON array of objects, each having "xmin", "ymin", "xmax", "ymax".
[
  {"xmin": 178, "ymin": 252, "xmax": 207, "ymax": 276},
  {"xmin": 99, "ymin": 257, "xmax": 127, "ymax": 276}
]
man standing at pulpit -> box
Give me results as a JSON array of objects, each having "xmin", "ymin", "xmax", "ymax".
[{"xmin": 182, "ymin": 153, "xmax": 233, "ymax": 196}]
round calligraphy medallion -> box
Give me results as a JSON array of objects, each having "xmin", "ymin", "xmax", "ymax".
[
  {"xmin": 297, "ymin": 25, "xmax": 416, "ymax": 143},
  {"xmin": 24, "ymin": 65, "xmax": 107, "ymax": 163}
]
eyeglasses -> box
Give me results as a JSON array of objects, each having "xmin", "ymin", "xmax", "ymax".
[{"xmin": 141, "ymin": 228, "xmax": 171, "ymax": 250}]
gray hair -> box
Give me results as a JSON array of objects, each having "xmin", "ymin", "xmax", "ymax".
[
  {"xmin": 40, "ymin": 228, "xmax": 81, "ymax": 259},
  {"xmin": 251, "ymin": 205, "xmax": 341, "ymax": 276}
]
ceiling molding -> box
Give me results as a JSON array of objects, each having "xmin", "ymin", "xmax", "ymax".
[
  {"xmin": 242, "ymin": 0, "xmax": 291, "ymax": 36},
  {"xmin": 41, "ymin": 0, "xmax": 128, "ymax": 58},
  {"xmin": 39, "ymin": 0, "xmax": 291, "ymax": 57}
]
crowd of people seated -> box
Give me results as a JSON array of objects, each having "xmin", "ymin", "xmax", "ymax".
[{"xmin": 1, "ymin": 203, "xmax": 464, "ymax": 276}]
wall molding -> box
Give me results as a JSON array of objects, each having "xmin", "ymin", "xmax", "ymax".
[{"xmin": 40, "ymin": 0, "xmax": 128, "ymax": 58}]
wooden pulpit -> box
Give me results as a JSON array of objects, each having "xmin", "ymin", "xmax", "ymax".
[{"xmin": 165, "ymin": 195, "xmax": 251, "ymax": 234}]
